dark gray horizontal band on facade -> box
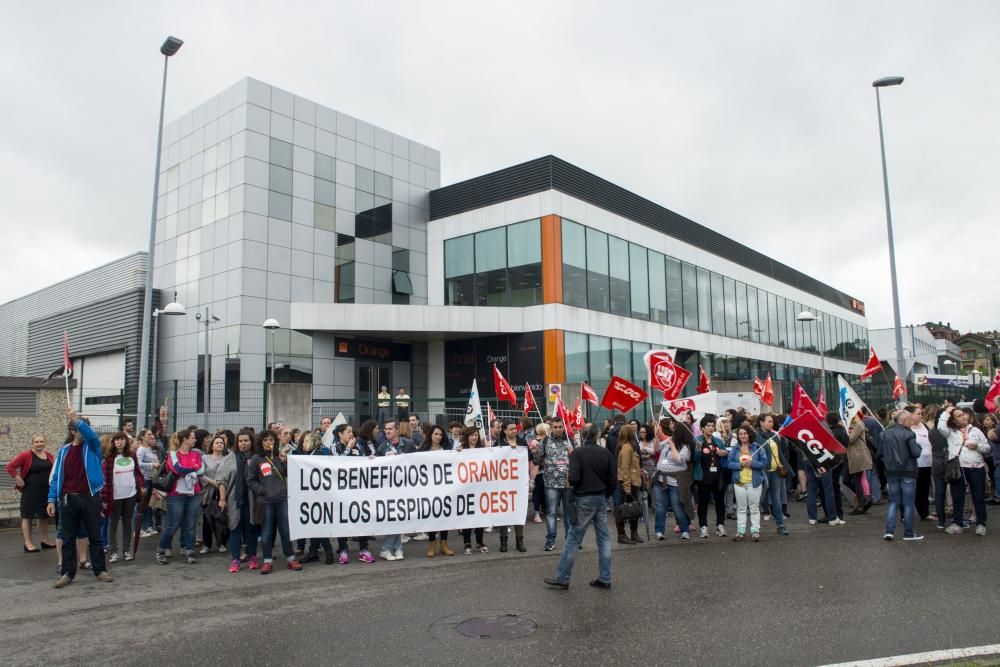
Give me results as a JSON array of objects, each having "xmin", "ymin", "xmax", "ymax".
[{"xmin": 429, "ymin": 155, "xmax": 863, "ymax": 313}]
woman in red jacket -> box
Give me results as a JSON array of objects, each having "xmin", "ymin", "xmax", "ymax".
[
  {"xmin": 6, "ymin": 434, "xmax": 56, "ymax": 552},
  {"xmin": 101, "ymin": 432, "xmax": 144, "ymax": 562}
]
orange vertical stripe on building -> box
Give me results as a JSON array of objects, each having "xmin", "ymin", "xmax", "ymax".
[
  {"xmin": 540, "ymin": 214, "xmax": 562, "ymax": 304},
  {"xmin": 543, "ymin": 329, "xmax": 565, "ymax": 385}
]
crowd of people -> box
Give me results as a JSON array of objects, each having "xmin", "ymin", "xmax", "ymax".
[{"xmin": 6, "ymin": 395, "xmax": 997, "ymax": 589}]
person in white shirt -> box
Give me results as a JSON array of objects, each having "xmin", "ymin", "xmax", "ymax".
[
  {"xmin": 910, "ymin": 405, "xmax": 934, "ymax": 520},
  {"xmin": 937, "ymin": 407, "xmax": 991, "ymax": 535}
]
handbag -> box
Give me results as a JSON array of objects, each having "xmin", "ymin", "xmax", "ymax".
[
  {"xmin": 151, "ymin": 453, "xmax": 178, "ymax": 493},
  {"xmin": 945, "ymin": 452, "xmax": 963, "ymax": 482},
  {"xmin": 618, "ymin": 494, "xmax": 642, "ymax": 521}
]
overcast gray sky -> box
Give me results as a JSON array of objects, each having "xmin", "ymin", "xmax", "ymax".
[{"xmin": 2, "ymin": 1, "xmax": 996, "ymax": 333}]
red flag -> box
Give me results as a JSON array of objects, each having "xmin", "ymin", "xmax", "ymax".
[
  {"xmin": 860, "ymin": 347, "xmax": 883, "ymax": 382},
  {"xmin": 761, "ymin": 373, "xmax": 775, "ymax": 407},
  {"xmin": 556, "ymin": 398, "xmax": 575, "ymax": 439},
  {"xmin": 778, "ymin": 411, "xmax": 847, "ymax": 472},
  {"xmin": 753, "ymin": 376, "xmax": 765, "ymax": 399},
  {"xmin": 645, "ymin": 353, "xmax": 691, "ymax": 400},
  {"xmin": 522, "ymin": 383, "xmax": 536, "ymax": 414},
  {"xmin": 600, "ymin": 376, "xmax": 648, "ymax": 414},
  {"xmin": 571, "ymin": 397, "xmax": 584, "ymax": 431},
  {"xmin": 493, "ymin": 365, "xmax": 517, "ymax": 406},
  {"xmin": 817, "ymin": 390, "xmax": 828, "ymax": 416},
  {"xmin": 697, "ymin": 366, "xmax": 711, "ymax": 394},
  {"xmin": 581, "ymin": 382, "xmax": 599, "ymax": 405},
  {"xmin": 63, "ymin": 332, "xmax": 73, "ymax": 377},
  {"xmin": 892, "ymin": 375, "xmax": 906, "ymax": 400},
  {"xmin": 984, "ymin": 370, "xmax": 1000, "ymax": 411},
  {"xmin": 790, "ymin": 382, "xmax": 823, "ymax": 420}
]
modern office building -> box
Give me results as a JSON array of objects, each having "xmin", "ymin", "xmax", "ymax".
[
  {"xmin": 54, "ymin": 76, "xmax": 868, "ymax": 429},
  {"xmin": 0, "ymin": 252, "xmax": 154, "ymax": 424}
]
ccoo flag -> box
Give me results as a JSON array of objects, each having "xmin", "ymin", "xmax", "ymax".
[
  {"xmin": 493, "ymin": 365, "xmax": 517, "ymax": 406},
  {"xmin": 581, "ymin": 382, "xmax": 599, "ymax": 405}
]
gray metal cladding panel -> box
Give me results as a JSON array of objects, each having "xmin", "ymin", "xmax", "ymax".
[
  {"xmin": 429, "ymin": 155, "xmax": 861, "ymax": 312},
  {"xmin": 0, "ymin": 390, "xmax": 38, "ymax": 417}
]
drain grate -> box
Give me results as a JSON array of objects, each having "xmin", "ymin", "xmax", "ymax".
[{"xmin": 453, "ymin": 614, "xmax": 538, "ymax": 640}]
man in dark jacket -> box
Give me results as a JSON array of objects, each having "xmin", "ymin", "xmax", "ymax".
[
  {"xmin": 544, "ymin": 425, "xmax": 616, "ymax": 590},
  {"xmin": 879, "ymin": 409, "xmax": 923, "ymax": 542},
  {"xmin": 862, "ymin": 407, "xmax": 886, "ymax": 502}
]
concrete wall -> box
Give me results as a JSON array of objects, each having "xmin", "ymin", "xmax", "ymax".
[{"xmin": 266, "ymin": 383, "xmax": 313, "ymax": 431}]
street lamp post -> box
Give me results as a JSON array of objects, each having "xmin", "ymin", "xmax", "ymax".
[
  {"xmin": 137, "ymin": 36, "xmax": 184, "ymax": 430},
  {"xmin": 263, "ymin": 319, "xmax": 280, "ymax": 384},
  {"xmin": 196, "ymin": 308, "xmax": 221, "ymax": 428},
  {"xmin": 873, "ymin": 75, "xmax": 907, "ymax": 393},
  {"xmin": 797, "ymin": 311, "xmax": 826, "ymax": 398},
  {"xmin": 150, "ymin": 296, "xmax": 186, "ymax": 423}
]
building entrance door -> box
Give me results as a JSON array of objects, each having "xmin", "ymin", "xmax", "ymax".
[{"xmin": 356, "ymin": 363, "xmax": 392, "ymax": 426}]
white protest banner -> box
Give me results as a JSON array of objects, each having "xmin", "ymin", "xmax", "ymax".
[
  {"xmin": 287, "ymin": 447, "xmax": 529, "ymax": 540},
  {"xmin": 663, "ymin": 391, "xmax": 718, "ymax": 420}
]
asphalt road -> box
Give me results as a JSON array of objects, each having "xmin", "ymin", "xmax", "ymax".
[{"xmin": 1, "ymin": 503, "xmax": 997, "ymax": 666}]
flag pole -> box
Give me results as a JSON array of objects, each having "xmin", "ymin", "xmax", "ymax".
[{"xmin": 64, "ymin": 373, "xmax": 71, "ymax": 409}]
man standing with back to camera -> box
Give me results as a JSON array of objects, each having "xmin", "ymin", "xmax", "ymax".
[{"xmin": 544, "ymin": 424, "xmax": 616, "ymax": 590}]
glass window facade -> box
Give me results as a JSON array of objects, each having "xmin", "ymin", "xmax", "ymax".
[
  {"xmin": 562, "ymin": 220, "xmax": 587, "ymax": 308},
  {"xmin": 443, "ymin": 219, "xmax": 542, "ymax": 307}
]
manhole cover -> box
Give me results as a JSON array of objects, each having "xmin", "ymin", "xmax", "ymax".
[{"xmin": 453, "ymin": 614, "xmax": 537, "ymax": 640}]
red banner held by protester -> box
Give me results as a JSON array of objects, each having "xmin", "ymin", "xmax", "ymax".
[
  {"xmin": 493, "ymin": 364, "xmax": 517, "ymax": 406},
  {"xmin": 892, "ymin": 375, "xmax": 906, "ymax": 400},
  {"xmin": 777, "ymin": 411, "xmax": 847, "ymax": 473},
  {"xmin": 985, "ymin": 370, "xmax": 1000, "ymax": 411},
  {"xmin": 860, "ymin": 347, "xmax": 883, "ymax": 381},
  {"xmin": 600, "ymin": 376, "xmax": 648, "ymax": 414},
  {"xmin": 790, "ymin": 382, "xmax": 823, "ymax": 420},
  {"xmin": 581, "ymin": 382, "xmax": 599, "ymax": 405},
  {"xmin": 644, "ymin": 351, "xmax": 690, "ymax": 400},
  {"xmin": 556, "ymin": 398, "xmax": 576, "ymax": 439},
  {"xmin": 817, "ymin": 390, "xmax": 828, "ymax": 417},
  {"xmin": 522, "ymin": 382, "xmax": 536, "ymax": 415}
]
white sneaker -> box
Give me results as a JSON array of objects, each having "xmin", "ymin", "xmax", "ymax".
[
  {"xmin": 716, "ymin": 525, "xmax": 727, "ymax": 537},
  {"xmin": 394, "ymin": 549, "xmax": 404, "ymax": 560},
  {"xmin": 380, "ymin": 551, "xmax": 396, "ymax": 561},
  {"xmin": 976, "ymin": 525, "xmax": 987, "ymax": 536},
  {"xmin": 883, "ymin": 533, "xmax": 894, "ymax": 541},
  {"xmin": 411, "ymin": 533, "xmax": 429, "ymax": 541},
  {"xmin": 945, "ymin": 523, "xmax": 964, "ymax": 535},
  {"xmin": 837, "ymin": 517, "xmax": 846, "ymax": 525},
  {"xmin": 828, "ymin": 519, "xmax": 842, "ymax": 526},
  {"xmin": 808, "ymin": 519, "xmax": 817, "ymax": 525},
  {"xmin": 680, "ymin": 532, "xmax": 690, "ymax": 540},
  {"xmin": 699, "ymin": 526, "xmax": 709, "ymax": 538},
  {"xmin": 164, "ymin": 549, "xmax": 172, "ymax": 558},
  {"xmin": 763, "ymin": 514, "xmax": 772, "ymax": 521},
  {"xmin": 655, "ymin": 532, "xmax": 665, "ymax": 540},
  {"xmin": 400, "ymin": 535, "xmax": 411, "ymax": 544}
]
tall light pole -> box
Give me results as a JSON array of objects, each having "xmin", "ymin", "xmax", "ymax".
[
  {"xmin": 263, "ymin": 319, "xmax": 280, "ymax": 384},
  {"xmin": 150, "ymin": 295, "xmax": 186, "ymax": 419},
  {"xmin": 137, "ymin": 36, "xmax": 184, "ymax": 429},
  {"xmin": 196, "ymin": 308, "xmax": 221, "ymax": 428},
  {"xmin": 873, "ymin": 75, "xmax": 906, "ymax": 393},
  {"xmin": 797, "ymin": 311, "xmax": 826, "ymax": 398}
]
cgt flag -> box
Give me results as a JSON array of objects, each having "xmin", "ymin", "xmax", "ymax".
[
  {"xmin": 860, "ymin": 347, "xmax": 883, "ymax": 382},
  {"xmin": 581, "ymin": 382, "xmax": 599, "ymax": 406},
  {"xmin": 778, "ymin": 411, "xmax": 847, "ymax": 474},
  {"xmin": 493, "ymin": 365, "xmax": 517, "ymax": 406},
  {"xmin": 600, "ymin": 376, "xmax": 648, "ymax": 414}
]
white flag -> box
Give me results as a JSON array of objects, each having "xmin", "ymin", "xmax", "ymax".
[
  {"xmin": 465, "ymin": 379, "xmax": 486, "ymax": 442},
  {"xmin": 663, "ymin": 391, "xmax": 718, "ymax": 420},
  {"xmin": 837, "ymin": 375, "xmax": 867, "ymax": 426},
  {"xmin": 321, "ymin": 412, "xmax": 348, "ymax": 449}
]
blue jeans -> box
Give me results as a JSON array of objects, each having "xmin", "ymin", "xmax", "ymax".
[
  {"xmin": 866, "ymin": 469, "xmax": 882, "ymax": 503},
  {"xmin": 261, "ymin": 502, "xmax": 293, "ymax": 561},
  {"xmin": 555, "ymin": 494, "xmax": 611, "ymax": 585},
  {"xmin": 382, "ymin": 534, "xmax": 402, "ymax": 554},
  {"xmin": 885, "ymin": 476, "xmax": 917, "ymax": 537},
  {"xmin": 228, "ymin": 501, "xmax": 258, "ymax": 560},
  {"xmin": 653, "ymin": 484, "xmax": 689, "ymax": 534},
  {"xmin": 806, "ymin": 466, "xmax": 836, "ymax": 521},
  {"xmin": 952, "ymin": 467, "xmax": 987, "ymax": 527},
  {"xmin": 545, "ymin": 487, "xmax": 574, "ymax": 546},
  {"xmin": 158, "ymin": 494, "xmax": 201, "ymax": 554},
  {"xmin": 764, "ymin": 471, "xmax": 786, "ymax": 528}
]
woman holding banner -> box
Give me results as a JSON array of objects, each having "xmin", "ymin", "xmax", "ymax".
[
  {"xmin": 423, "ymin": 425, "xmax": 456, "ymax": 557},
  {"xmin": 724, "ymin": 424, "xmax": 768, "ymax": 541},
  {"xmin": 459, "ymin": 426, "xmax": 489, "ymax": 554},
  {"xmin": 295, "ymin": 433, "xmax": 334, "ymax": 564},
  {"xmin": 247, "ymin": 443, "xmax": 302, "ymax": 573},
  {"xmin": 501, "ymin": 421, "xmax": 528, "ymax": 553},
  {"xmin": 653, "ymin": 418, "xmax": 692, "ymax": 540},
  {"xmin": 333, "ymin": 424, "xmax": 376, "ymax": 564}
]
